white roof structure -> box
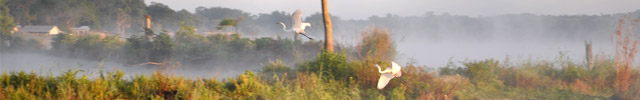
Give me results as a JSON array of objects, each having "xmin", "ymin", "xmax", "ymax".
[
  {"xmin": 77, "ymin": 26, "xmax": 90, "ymax": 30},
  {"xmin": 19, "ymin": 26, "xmax": 61, "ymax": 34}
]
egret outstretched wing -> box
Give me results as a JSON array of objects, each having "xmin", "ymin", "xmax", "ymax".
[
  {"xmin": 276, "ymin": 9, "xmax": 312, "ymax": 40},
  {"xmin": 391, "ymin": 62, "xmax": 402, "ymax": 77},
  {"xmin": 377, "ymin": 73, "xmax": 394, "ymax": 89},
  {"xmin": 291, "ymin": 9, "xmax": 303, "ymax": 31},
  {"xmin": 375, "ymin": 61, "xmax": 403, "ymax": 89}
]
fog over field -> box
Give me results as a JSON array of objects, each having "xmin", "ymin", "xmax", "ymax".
[
  {"xmin": 1, "ymin": 52, "xmax": 245, "ymax": 79},
  {"xmin": 2, "ymin": 0, "xmax": 640, "ymax": 78},
  {"xmin": 147, "ymin": 0, "xmax": 640, "ymax": 20},
  {"xmin": 6, "ymin": 1, "xmax": 640, "ymax": 99}
]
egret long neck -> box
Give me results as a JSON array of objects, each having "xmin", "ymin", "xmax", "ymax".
[
  {"xmin": 375, "ymin": 65, "xmax": 383, "ymax": 73},
  {"xmin": 279, "ymin": 23, "xmax": 291, "ymax": 31}
]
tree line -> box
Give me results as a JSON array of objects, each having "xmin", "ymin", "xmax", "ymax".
[{"xmin": 3, "ymin": 0, "xmax": 639, "ymax": 42}]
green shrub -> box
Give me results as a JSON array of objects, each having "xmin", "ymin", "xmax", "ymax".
[
  {"xmin": 390, "ymin": 85, "xmax": 407, "ymax": 100},
  {"xmin": 464, "ymin": 59, "xmax": 502, "ymax": 87},
  {"xmin": 262, "ymin": 59, "xmax": 292, "ymax": 74},
  {"xmin": 298, "ymin": 51, "xmax": 352, "ymax": 80}
]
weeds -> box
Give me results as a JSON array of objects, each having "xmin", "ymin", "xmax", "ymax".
[
  {"xmin": 613, "ymin": 13, "xmax": 640, "ymax": 100},
  {"xmin": 3, "ymin": 27, "xmax": 640, "ymax": 99}
]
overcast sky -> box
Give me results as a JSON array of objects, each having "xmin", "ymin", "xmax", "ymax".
[{"xmin": 146, "ymin": 0, "xmax": 640, "ymax": 20}]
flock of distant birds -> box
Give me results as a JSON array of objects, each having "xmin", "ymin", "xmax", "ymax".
[{"xmin": 277, "ymin": 9, "xmax": 402, "ymax": 89}]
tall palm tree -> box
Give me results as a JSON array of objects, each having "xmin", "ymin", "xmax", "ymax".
[{"xmin": 322, "ymin": 0, "xmax": 334, "ymax": 52}]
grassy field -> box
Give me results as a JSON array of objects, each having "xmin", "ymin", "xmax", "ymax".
[
  {"xmin": 1, "ymin": 52, "xmax": 639, "ymax": 100},
  {"xmin": 2, "ymin": 19, "xmax": 640, "ymax": 99}
]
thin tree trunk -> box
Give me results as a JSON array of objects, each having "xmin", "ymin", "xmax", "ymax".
[
  {"xmin": 294, "ymin": 33, "xmax": 298, "ymax": 42},
  {"xmin": 322, "ymin": 0, "xmax": 334, "ymax": 52},
  {"xmin": 585, "ymin": 40, "xmax": 593, "ymax": 69}
]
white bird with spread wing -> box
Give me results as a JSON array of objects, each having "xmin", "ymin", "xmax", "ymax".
[
  {"xmin": 375, "ymin": 61, "xmax": 402, "ymax": 89},
  {"xmin": 276, "ymin": 9, "xmax": 313, "ymax": 40}
]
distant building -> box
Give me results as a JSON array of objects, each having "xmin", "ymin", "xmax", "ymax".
[
  {"xmin": 10, "ymin": 25, "xmax": 20, "ymax": 33},
  {"xmin": 72, "ymin": 26, "xmax": 91, "ymax": 35},
  {"xmin": 17, "ymin": 25, "xmax": 62, "ymax": 49},
  {"xmin": 19, "ymin": 26, "xmax": 62, "ymax": 35}
]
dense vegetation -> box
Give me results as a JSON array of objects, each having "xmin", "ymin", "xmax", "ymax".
[
  {"xmin": 3, "ymin": 0, "xmax": 640, "ymax": 41},
  {"xmin": 2, "ymin": 27, "xmax": 640, "ymax": 99},
  {"xmin": 2, "ymin": 0, "xmax": 640, "ymax": 99},
  {"xmin": 3, "ymin": 25, "xmax": 323, "ymax": 69}
]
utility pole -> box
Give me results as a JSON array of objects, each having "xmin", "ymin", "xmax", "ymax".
[
  {"xmin": 322, "ymin": 0, "xmax": 334, "ymax": 52},
  {"xmin": 144, "ymin": 14, "xmax": 153, "ymax": 41}
]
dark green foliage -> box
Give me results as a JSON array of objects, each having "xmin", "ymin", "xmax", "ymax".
[
  {"xmin": 228, "ymin": 36, "xmax": 253, "ymax": 53},
  {"xmin": 51, "ymin": 33, "xmax": 73, "ymax": 51},
  {"xmin": 2, "ymin": 45, "xmax": 639, "ymax": 100},
  {"xmin": 195, "ymin": 7, "xmax": 250, "ymax": 21},
  {"xmin": 298, "ymin": 51, "xmax": 353, "ymax": 80},
  {"xmin": 4, "ymin": 0, "xmax": 640, "ymax": 40},
  {"xmin": 464, "ymin": 59, "xmax": 502, "ymax": 86},
  {"xmin": 123, "ymin": 32, "xmax": 173, "ymax": 63},
  {"xmin": 262, "ymin": 59, "xmax": 292, "ymax": 74},
  {"xmin": 560, "ymin": 62, "xmax": 587, "ymax": 83},
  {"xmin": 146, "ymin": 2, "xmax": 179, "ymax": 30},
  {"xmin": 390, "ymin": 86, "xmax": 407, "ymax": 100},
  {"xmin": 74, "ymin": 35, "xmax": 105, "ymax": 58},
  {"xmin": 0, "ymin": 1, "xmax": 41, "ymax": 52},
  {"xmin": 217, "ymin": 18, "xmax": 238, "ymax": 31},
  {"xmin": 5, "ymin": 0, "xmax": 147, "ymax": 32},
  {"xmin": 150, "ymin": 32, "xmax": 173, "ymax": 61},
  {"xmin": 0, "ymin": 0, "xmax": 14, "ymax": 34},
  {"xmin": 174, "ymin": 23, "xmax": 211, "ymax": 63},
  {"xmin": 439, "ymin": 61, "xmax": 467, "ymax": 76},
  {"xmin": 124, "ymin": 35, "xmax": 150, "ymax": 63},
  {"xmin": 0, "ymin": 33, "xmax": 41, "ymax": 52},
  {"xmin": 49, "ymin": 33, "xmax": 124, "ymax": 60},
  {"xmin": 2, "ymin": 2, "xmax": 639, "ymax": 99}
]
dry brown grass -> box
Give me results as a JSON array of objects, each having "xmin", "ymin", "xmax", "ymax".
[
  {"xmin": 431, "ymin": 74, "xmax": 468, "ymax": 100},
  {"xmin": 352, "ymin": 27, "xmax": 399, "ymax": 89},
  {"xmin": 352, "ymin": 61, "xmax": 380, "ymax": 89},
  {"xmin": 613, "ymin": 13, "xmax": 640, "ymax": 99},
  {"xmin": 357, "ymin": 27, "xmax": 396, "ymax": 62}
]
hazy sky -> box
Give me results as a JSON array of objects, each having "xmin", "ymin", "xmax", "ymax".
[{"xmin": 146, "ymin": 0, "xmax": 640, "ymax": 20}]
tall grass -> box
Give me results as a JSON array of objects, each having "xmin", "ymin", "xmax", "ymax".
[
  {"xmin": 3, "ymin": 27, "xmax": 640, "ymax": 99},
  {"xmin": 1, "ymin": 52, "xmax": 638, "ymax": 99},
  {"xmin": 613, "ymin": 13, "xmax": 640, "ymax": 100}
]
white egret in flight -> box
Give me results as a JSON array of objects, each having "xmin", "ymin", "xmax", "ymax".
[
  {"xmin": 276, "ymin": 9, "xmax": 313, "ymax": 40},
  {"xmin": 375, "ymin": 61, "xmax": 402, "ymax": 89}
]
